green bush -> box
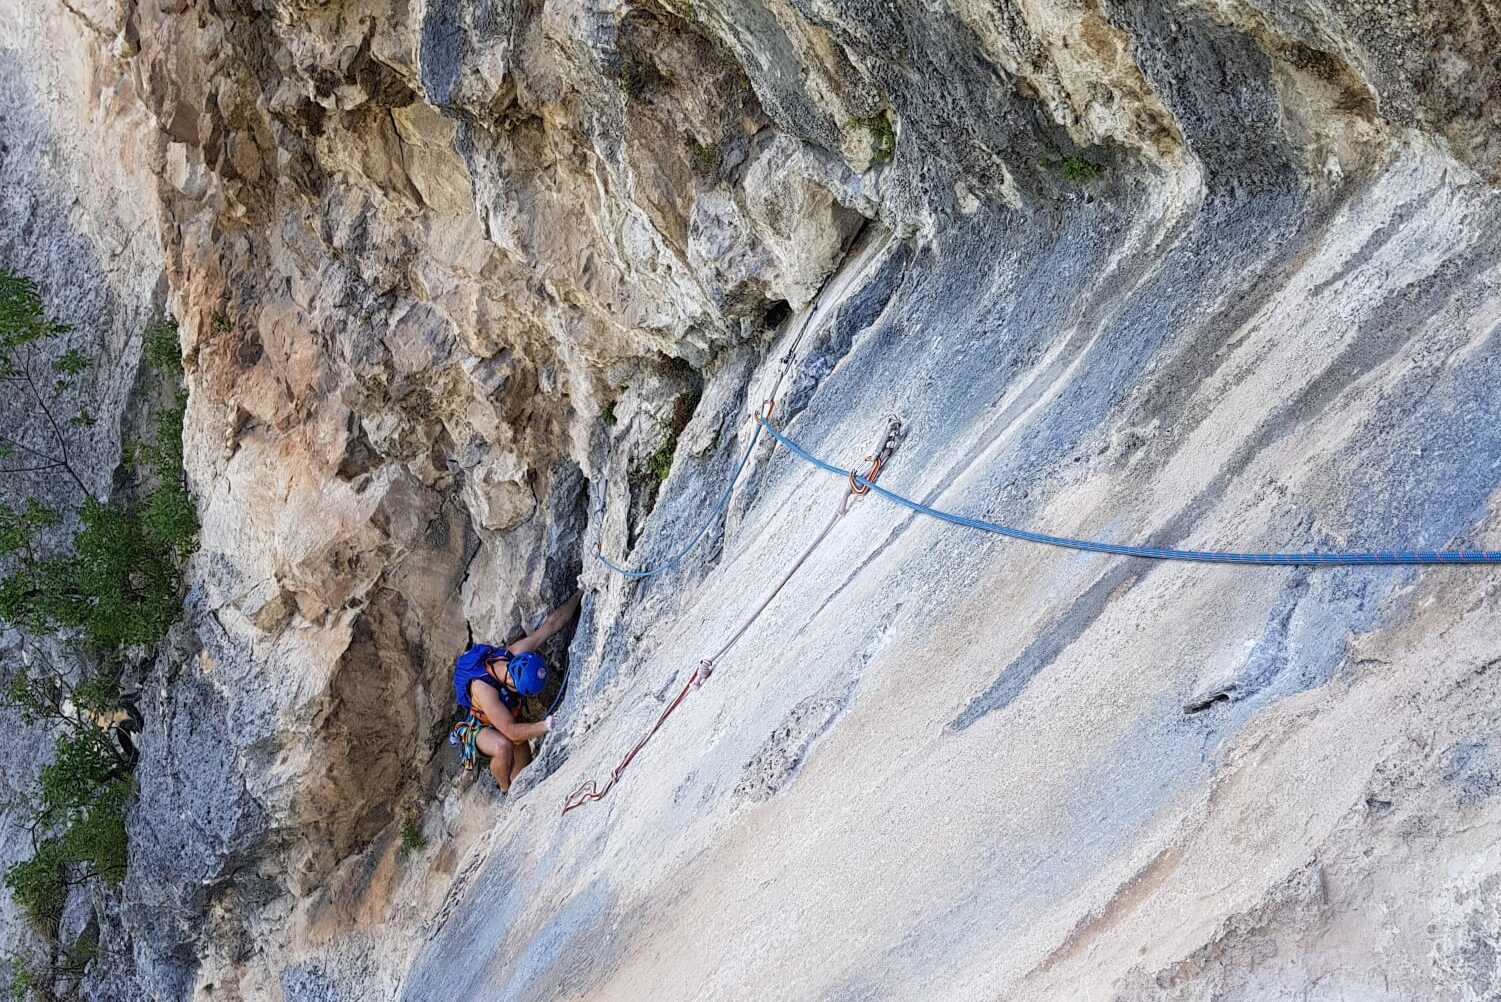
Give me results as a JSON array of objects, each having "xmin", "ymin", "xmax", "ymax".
[
  {"xmin": 3, "ymin": 845, "xmax": 67, "ymax": 933},
  {"xmin": 7, "ymin": 954, "xmax": 40, "ymax": 1001},
  {"xmin": 141, "ymin": 319, "xmax": 180, "ymax": 372},
  {"xmin": 630, "ymin": 434, "xmax": 678, "ymax": 490},
  {"xmin": 1040, "ymin": 153, "xmax": 1102, "ymax": 184},
  {"xmin": 1062, "ymin": 155, "xmax": 1100, "ymax": 183},
  {"xmin": 5, "ymin": 928, "xmax": 99, "ymax": 1001},
  {"xmin": 0, "ymin": 317, "xmax": 195, "ymax": 651},
  {"xmin": 57, "ymin": 778, "xmax": 130, "ymax": 885},
  {"xmin": 61, "ymin": 929, "xmax": 98, "ymax": 975},
  {"xmin": 3, "ymin": 683, "xmax": 132, "ymax": 933}
]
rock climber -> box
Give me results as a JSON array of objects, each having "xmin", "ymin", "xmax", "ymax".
[{"xmin": 450, "ymin": 587, "xmax": 583, "ymax": 793}]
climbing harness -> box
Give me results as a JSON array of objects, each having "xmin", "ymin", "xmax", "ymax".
[
  {"xmin": 562, "ymin": 422, "xmax": 901, "ymax": 814},
  {"xmin": 759, "ymin": 419, "xmax": 1501, "ymax": 567}
]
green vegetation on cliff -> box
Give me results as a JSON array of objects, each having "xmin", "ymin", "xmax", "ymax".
[{"xmin": 0, "ymin": 270, "xmax": 198, "ymax": 997}]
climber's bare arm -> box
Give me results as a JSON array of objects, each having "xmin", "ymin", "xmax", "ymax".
[
  {"xmin": 508, "ymin": 588, "xmax": 584, "ymax": 656},
  {"xmin": 470, "ymin": 682, "xmax": 551, "ymax": 743}
]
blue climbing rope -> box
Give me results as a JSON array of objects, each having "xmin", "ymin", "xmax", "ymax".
[
  {"xmin": 759, "ymin": 418, "xmax": 1501, "ymax": 567},
  {"xmin": 592, "ymin": 418, "xmax": 766, "ymax": 578}
]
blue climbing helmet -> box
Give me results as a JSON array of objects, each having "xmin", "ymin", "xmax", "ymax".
[{"xmin": 507, "ymin": 651, "xmax": 548, "ymax": 697}]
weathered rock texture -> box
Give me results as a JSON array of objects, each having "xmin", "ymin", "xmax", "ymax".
[{"xmin": 2, "ymin": 0, "xmax": 1501, "ymax": 999}]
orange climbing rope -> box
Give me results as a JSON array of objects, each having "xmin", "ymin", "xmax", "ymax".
[{"xmin": 562, "ymin": 420, "xmax": 901, "ymax": 815}]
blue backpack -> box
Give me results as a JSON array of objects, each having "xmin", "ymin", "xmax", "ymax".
[{"xmin": 453, "ymin": 644, "xmax": 507, "ymax": 710}]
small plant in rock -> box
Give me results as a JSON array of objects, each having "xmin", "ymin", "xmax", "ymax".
[
  {"xmin": 600, "ymin": 402, "xmax": 617, "ymax": 428},
  {"xmin": 399, "ymin": 807, "xmax": 427, "ymax": 854},
  {"xmin": 6, "ymin": 925, "xmax": 99, "ymax": 1001},
  {"xmin": 631, "ymin": 434, "xmax": 678, "ymax": 490},
  {"xmin": 848, "ymin": 112, "xmax": 896, "ymax": 165},
  {"xmin": 1041, "ymin": 153, "xmax": 1102, "ymax": 184},
  {"xmin": 1062, "ymin": 155, "xmax": 1100, "ymax": 182},
  {"xmin": 617, "ymin": 53, "xmax": 667, "ymax": 102},
  {"xmin": 682, "ymin": 132, "xmax": 718, "ymax": 173},
  {"xmin": 141, "ymin": 319, "xmax": 180, "ymax": 372},
  {"xmin": 209, "ymin": 312, "xmax": 230, "ymax": 333},
  {"xmin": 627, "ymin": 370, "xmax": 699, "ymax": 502},
  {"xmin": 649, "ymin": 440, "xmax": 675, "ymax": 483},
  {"xmin": 6, "ymin": 954, "xmax": 40, "ymax": 1002}
]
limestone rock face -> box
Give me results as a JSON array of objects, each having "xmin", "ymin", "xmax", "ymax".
[{"xmin": 1, "ymin": 0, "xmax": 1501, "ymax": 999}]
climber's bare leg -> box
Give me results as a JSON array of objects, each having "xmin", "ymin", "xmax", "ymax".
[
  {"xmin": 477, "ymin": 728, "xmax": 515, "ymax": 792},
  {"xmin": 508, "ymin": 739, "xmax": 533, "ymax": 786}
]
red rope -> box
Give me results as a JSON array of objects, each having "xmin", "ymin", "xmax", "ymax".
[
  {"xmin": 562, "ymin": 425, "xmax": 897, "ymax": 815},
  {"xmin": 560, "ymin": 659, "xmax": 713, "ymax": 813}
]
